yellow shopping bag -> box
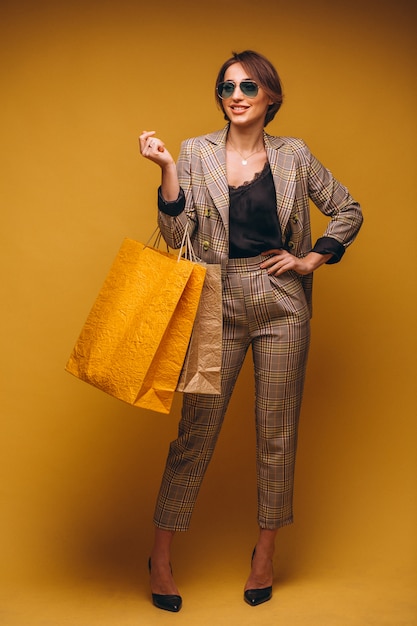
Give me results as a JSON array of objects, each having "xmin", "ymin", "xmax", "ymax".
[{"xmin": 65, "ymin": 238, "xmax": 206, "ymax": 413}]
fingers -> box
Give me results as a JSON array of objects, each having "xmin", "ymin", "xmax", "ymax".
[
  {"xmin": 260, "ymin": 249, "xmax": 286, "ymax": 267},
  {"xmin": 138, "ymin": 130, "xmax": 155, "ymax": 153},
  {"xmin": 139, "ymin": 130, "xmax": 165, "ymax": 158},
  {"xmin": 260, "ymin": 249, "xmax": 295, "ymax": 275}
]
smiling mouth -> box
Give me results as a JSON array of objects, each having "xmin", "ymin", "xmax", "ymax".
[{"xmin": 230, "ymin": 105, "xmax": 249, "ymax": 113}]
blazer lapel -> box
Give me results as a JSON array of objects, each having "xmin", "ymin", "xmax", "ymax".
[
  {"xmin": 264, "ymin": 133, "xmax": 296, "ymax": 234},
  {"xmin": 200, "ymin": 127, "xmax": 230, "ymax": 228},
  {"xmin": 199, "ymin": 128, "xmax": 296, "ymax": 236}
]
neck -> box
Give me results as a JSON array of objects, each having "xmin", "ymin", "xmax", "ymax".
[{"xmin": 227, "ymin": 126, "xmax": 265, "ymax": 153}]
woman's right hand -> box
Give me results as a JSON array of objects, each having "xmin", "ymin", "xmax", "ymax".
[{"xmin": 139, "ymin": 130, "xmax": 174, "ymax": 168}]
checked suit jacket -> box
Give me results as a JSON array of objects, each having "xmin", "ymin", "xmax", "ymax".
[{"xmin": 158, "ymin": 125, "xmax": 363, "ymax": 316}]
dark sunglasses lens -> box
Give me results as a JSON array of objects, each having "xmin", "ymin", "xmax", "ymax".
[
  {"xmin": 217, "ymin": 80, "xmax": 259, "ymax": 99},
  {"xmin": 218, "ymin": 81, "xmax": 235, "ymax": 99},
  {"xmin": 240, "ymin": 81, "xmax": 258, "ymax": 97}
]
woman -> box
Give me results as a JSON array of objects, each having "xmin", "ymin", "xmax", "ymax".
[{"xmin": 139, "ymin": 50, "xmax": 362, "ymax": 612}]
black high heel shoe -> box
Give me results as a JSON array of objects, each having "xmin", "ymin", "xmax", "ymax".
[
  {"xmin": 244, "ymin": 548, "xmax": 273, "ymax": 607},
  {"xmin": 148, "ymin": 558, "xmax": 182, "ymax": 613}
]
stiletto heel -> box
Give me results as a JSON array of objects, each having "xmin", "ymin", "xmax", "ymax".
[
  {"xmin": 148, "ymin": 558, "xmax": 182, "ymax": 612},
  {"xmin": 244, "ymin": 548, "xmax": 273, "ymax": 606}
]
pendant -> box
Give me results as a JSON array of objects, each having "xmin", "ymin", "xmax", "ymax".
[{"xmin": 241, "ymin": 159, "xmax": 248, "ymax": 166}]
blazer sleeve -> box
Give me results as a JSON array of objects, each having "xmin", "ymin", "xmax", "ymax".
[
  {"xmin": 157, "ymin": 139, "xmax": 197, "ymax": 249},
  {"xmin": 304, "ymin": 143, "xmax": 363, "ymax": 252}
]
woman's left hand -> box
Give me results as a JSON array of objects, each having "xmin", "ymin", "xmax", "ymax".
[{"xmin": 260, "ymin": 249, "xmax": 332, "ymax": 276}]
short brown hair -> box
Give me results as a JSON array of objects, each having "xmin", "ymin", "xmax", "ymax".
[{"xmin": 215, "ymin": 50, "xmax": 284, "ymax": 126}]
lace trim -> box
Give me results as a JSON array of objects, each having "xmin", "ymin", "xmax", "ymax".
[{"xmin": 229, "ymin": 161, "xmax": 270, "ymax": 190}]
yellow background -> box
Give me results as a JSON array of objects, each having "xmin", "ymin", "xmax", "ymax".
[{"xmin": 1, "ymin": 0, "xmax": 416, "ymax": 624}]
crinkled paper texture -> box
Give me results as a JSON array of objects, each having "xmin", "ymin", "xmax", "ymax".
[
  {"xmin": 176, "ymin": 264, "xmax": 222, "ymax": 394},
  {"xmin": 65, "ymin": 239, "xmax": 206, "ymax": 413}
]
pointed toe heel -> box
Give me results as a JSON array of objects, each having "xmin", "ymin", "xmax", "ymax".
[
  {"xmin": 151, "ymin": 592, "xmax": 182, "ymax": 613},
  {"xmin": 244, "ymin": 586, "xmax": 272, "ymax": 606},
  {"xmin": 148, "ymin": 558, "xmax": 182, "ymax": 613},
  {"xmin": 244, "ymin": 546, "xmax": 273, "ymax": 606}
]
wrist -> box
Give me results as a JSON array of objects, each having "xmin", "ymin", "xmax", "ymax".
[
  {"xmin": 161, "ymin": 160, "xmax": 176, "ymax": 172},
  {"xmin": 160, "ymin": 161, "xmax": 180, "ymax": 202},
  {"xmin": 304, "ymin": 252, "xmax": 333, "ymax": 272}
]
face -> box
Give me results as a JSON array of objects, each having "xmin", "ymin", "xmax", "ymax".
[{"xmin": 220, "ymin": 62, "xmax": 273, "ymax": 129}]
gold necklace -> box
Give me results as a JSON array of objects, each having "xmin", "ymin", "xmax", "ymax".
[{"xmin": 227, "ymin": 138, "xmax": 264, "ymax": 166}]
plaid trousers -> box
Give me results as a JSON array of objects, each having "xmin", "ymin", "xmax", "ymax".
[{"xmin": 153, "ymin": 255, "xmax": 311, "ymax": 531}]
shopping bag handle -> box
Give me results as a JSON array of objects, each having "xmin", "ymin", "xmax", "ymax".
[
  {"xmin": 146, "ymin": 227, "xmax": 165, "ymax": 250},
  {"xmin": 145, "ymin": 224, "xmax": 200, "ymax": 264},
  {"xmin": 178, "ymin": 222, "xmax": 201, "ymax": 263}
]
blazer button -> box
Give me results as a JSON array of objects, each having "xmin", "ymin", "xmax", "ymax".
[
  {"xmin": 292, "ymin": 214, "xmax": 299, "ymax": 223},
  {"xmin": 288, "ymin": 241, "xmax": 295, "ymax": 249},
  {"xmin": 205, "ymin": 208, "xmax": 211, "ymax": 218},
  {"xmin": 203, "ymin": 240, "xmax": 210, "ymax": 251}
]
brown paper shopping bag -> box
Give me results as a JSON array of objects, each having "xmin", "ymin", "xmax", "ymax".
[
  {"xmin": 176, "ymin": 263, "xmax": 222, "ymax": 394},
  {"xmin": 65, "ymin": 238, "xmax": 206, "ymax": 413}
]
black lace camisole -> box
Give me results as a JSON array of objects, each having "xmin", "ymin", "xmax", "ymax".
[{"xmin": 228, "ymin": 161, "xmax": 283, "ymax": 259}]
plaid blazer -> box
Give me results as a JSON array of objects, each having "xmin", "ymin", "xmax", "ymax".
[{"xmin": 158, "ymin": 125, "xmax": 363, "ymax": 315}]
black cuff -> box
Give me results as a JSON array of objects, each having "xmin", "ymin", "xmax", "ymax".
[
  {"xmin": 311, "ymin": 236, "xmax": 345, "ymax": 264},
  {"xmin": 157, "ymin": 186, "xmax": 186, "ymax": 216}
]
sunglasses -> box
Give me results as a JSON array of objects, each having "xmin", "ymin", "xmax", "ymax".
[{"xmin": 216, "ymin": 80, "xmax": 259, "ymax": 99}]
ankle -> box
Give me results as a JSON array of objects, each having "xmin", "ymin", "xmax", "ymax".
[
  {"xmin": 254, "ymin": 545, "xmax": 274, "ymax": 562},
  {"xmin": 255, "ymin": 529, "xmax": 277, "ymax": 559},
  {"xmin": 150, "ymin": 549, "xmax": 170, "ymax": 561}
]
